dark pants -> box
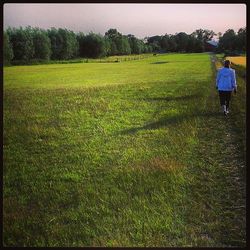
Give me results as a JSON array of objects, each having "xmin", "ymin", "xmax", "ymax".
[{"xmin": 218, "ymin": 90, "xmax": 232, "ymax": 109}]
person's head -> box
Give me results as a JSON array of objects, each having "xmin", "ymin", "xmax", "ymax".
[{"xmin": 224, "ymin": 60, "xmax": 231, "ymax": 68}]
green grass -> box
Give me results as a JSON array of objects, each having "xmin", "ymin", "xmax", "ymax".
[
  {"xmin": 4, "ymin": 53, "xmax": 211, "ymax": 89},
  {"xmin": 3, "ymin": 53, "xmax": 246, "ymax": 247}
]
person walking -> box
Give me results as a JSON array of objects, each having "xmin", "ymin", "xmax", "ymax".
[{"xmin": 216, "ymin": 60, "xmax": 237, "ymax": 116}]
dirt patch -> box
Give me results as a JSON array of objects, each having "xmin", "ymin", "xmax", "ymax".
[{"xmin": 135, "ymin": 157, "xmax": 184, "ymax": 172}]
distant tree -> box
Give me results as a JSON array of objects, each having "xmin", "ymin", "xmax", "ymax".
[
  {"xmin": 7, "ymin": 26, "xmax": 35, "ymax": 62},
  {"xmin": 127, "ymin": 34, "xmax": 136, "ymax": 53},
  {"xmin": 137, "ymin": 39, "xmax": 146, "ymax": 54},
  {"xmin": 147, "ymin": 44, "xmax": 153, "ymax": 53},
  {"xmin": 32, "ymin": 27, "xmax": 51, "ymax": 60},
  {"xmin": 47, "ymin": 28, "xmax": 62, "ymax": 59},
  {"xmin": 127, "ymin": 34, "xmax": 143, "ymax": 54},
  {"xmin": 186, "ymin": 35, "xmax": 196, "ymax": 52},
  {"xmin": 147, "ymin": 35, "xmax": 161, "ymax": 44},
  {"xmin": 218, "ymin": 29, "xmax": 237, "ymax": 52},
  {"xmin": 3, "ymin": 31, "xmax": 14, "ymax": 65},
  {"xmin": 168, "ymin": 35, "xmax": 177, "ymax": 52},
  {"xmin": 105, "ymin": 28, "xmax": 121, "ymax": 55},
  {"xmin": 188, "ymin": 33, "xmax": 204, "ymax": 52},
  {"xmin": 105, "ymin": 28, "xmax": 121, "ymax": 40},
  {"xmin": 103, "ymin": 37, "xmax": 111, "ymax": 56},
  {"xmin": 147, "ymin": 35, "xmax": 161, "ymax": 52},
  {"xmin": 79, "ymin": 32, "xmax": 107, "ymax": 58},
  {"xmin": 191, "ymin": 29, "xmax": 216, "ymax": 43},
  {"xmin": 191, "ymin": 29, "xmax": 216, "ymax": 51},
  {"xmin": 47, "ymin": 28, "xmax": 79, "ymax": 60},
  {"xmin": 143, "ymin": 44, "xmax": 153, "ymax": 53},
  {"xmin": 69, "ymin": 30, "xmax": 79, "ymax": 58},
  {"xmin": 109, "ymin": 40, "xmax": 118, "ymax": 55},
  {"xmin": 160, "ymin": 35, "xmax": 170, "ymax": 52},
  {"xmin": 194, "ymin": 39, "xmax": 204, "ymax": 52},
  {"xmin": 58, "ymin": 28, "xmax": 79, "ymax": 59},
  {"xmin": 236, "ymin": 27, "xmax": 246, "ymax": 51},
  {"xmin": 175, "ymin": 32, "xmax": 189, "ymax": 52},
  {"xmin": 77, "ymin": 32, "xmax": 86, "ymax": 57},
  {"xmin": 105, "ymin": 29, "xmax": 117, "ymax": 55},
  {"xmin": 104, "ymin": 28, "xmax": 132, "ymax": 55},
  {"xmin": 119, "ymin": 36, "xmax": 131, "ymax": 55}
]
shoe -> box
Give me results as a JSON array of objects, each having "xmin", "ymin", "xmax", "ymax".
[
  {"xmin": 221, "ymin": 105, "xmax": 227, "ymax": 114},
  {"xmin": 226, "ymin": 110, "xmax": 229, "ymax": 114}
]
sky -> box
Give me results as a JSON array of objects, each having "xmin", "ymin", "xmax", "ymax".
[{"xmin": 3, "ymin": 3, "xmax": 246, "ymax": 39}]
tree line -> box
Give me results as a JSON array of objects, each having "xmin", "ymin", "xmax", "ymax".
[
  {"xmin": 217, "ymin": 28, "xmax": 246, "ymax": 55},
  {"xmin": 3, "ymin": 26, "xmax": 246, "ymax": 65}
]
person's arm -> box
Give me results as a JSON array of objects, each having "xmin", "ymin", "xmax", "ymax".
[
  {"xmin": 231, "ymin": 69, "xmax": 237, "ymax": 93},
  {"xmin": 216, "ymin": 69, "xmax": 221, "ymax": 89}
]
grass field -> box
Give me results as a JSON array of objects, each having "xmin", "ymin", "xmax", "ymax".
[{"xmin": 3, "ymin": 53, "xmax": 246, "ymax": 247}]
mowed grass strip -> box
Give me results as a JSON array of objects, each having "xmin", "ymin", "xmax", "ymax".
[
  {"xmin": 4, "ymin": 53, "xmax": 211, "ymax": 89},
  {"xmin": 3, "ymin": 53, "xmax": 245, "ymax": 247}
]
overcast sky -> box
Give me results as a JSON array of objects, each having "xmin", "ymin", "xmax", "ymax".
[{"xmin": 3, "ymin": 3, "xmax": 246, "ymax": 38}]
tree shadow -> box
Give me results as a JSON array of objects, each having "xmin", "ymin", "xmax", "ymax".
[
  {"xmin": 120, "ymin": 111, "xmax": 221, "ymax": 135},
  {"xmin": 150, "ymin": 61, "xmax": 169, "ymax": 64}
]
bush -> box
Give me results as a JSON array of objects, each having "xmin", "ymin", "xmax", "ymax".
[{"xmin": 224, "ymin": 50, "xmax": 241, "ymax": 57}]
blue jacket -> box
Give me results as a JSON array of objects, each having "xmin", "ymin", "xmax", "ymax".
[{"xmin": 216, "ymin": 67, "xmax": 237, "ymax": 91}]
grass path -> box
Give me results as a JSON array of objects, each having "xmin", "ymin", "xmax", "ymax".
[{"xmin": 182, "ymin": 54, "xmax": 246, "ymax": 246}]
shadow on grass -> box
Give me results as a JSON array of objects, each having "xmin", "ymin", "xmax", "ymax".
[
  {"xmin": 120, "ymin": 111, "xmax": 221, "ymax": 135},
  {"xmin": 150, "ymin": 61, "xmax": 169, "ymax": 64}
]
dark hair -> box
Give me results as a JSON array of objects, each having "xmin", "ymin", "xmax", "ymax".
[{"xmin": 224, "ymin": 60, "xmax": 231, "ymax": 68}]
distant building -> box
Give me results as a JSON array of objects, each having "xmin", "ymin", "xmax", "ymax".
[{"xmin": 205, "ymin": 40, "xmax": 218, "ymax": 52}]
